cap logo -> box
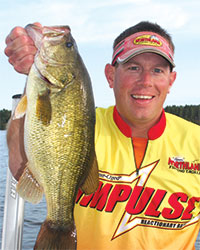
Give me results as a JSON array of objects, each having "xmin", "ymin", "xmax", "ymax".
[{"xmin": 134, "ymin": 35, "xmax": 162, "ymax": 47}]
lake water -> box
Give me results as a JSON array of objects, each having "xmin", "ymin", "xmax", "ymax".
[
  {"xmin": 0, "ymin": 130, "xmax": 46, "ymax": 249},
  {"xmin": 0, "ymin": 130, "xmax": 200, "ymax": 249}
]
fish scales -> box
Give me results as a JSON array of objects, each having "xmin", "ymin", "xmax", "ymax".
[{"xmin": 15, "ymin": 24, "xmax": 99, "ymax": 249}]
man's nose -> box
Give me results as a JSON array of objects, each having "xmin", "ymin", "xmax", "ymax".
[{"xmin": 140, "ymin": 70, "xmax": 152, "ymax": 86}]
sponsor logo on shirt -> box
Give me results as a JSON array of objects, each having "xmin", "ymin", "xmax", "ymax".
[
  {"xmin": 168, "ymin": 156, "xmax": 200, "ymax": 175},
  {"xmin": 76, "ymin": 160, "xmax": 200, "ymax": 240}
]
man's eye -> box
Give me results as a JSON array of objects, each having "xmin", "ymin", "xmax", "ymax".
[
  {"xmin": 128, "ymin": 66, "xmax": 139, "ymax": 71},
  {"xmin": 154, "ymin": 68, "xmax": 162, "ymax": 73}
]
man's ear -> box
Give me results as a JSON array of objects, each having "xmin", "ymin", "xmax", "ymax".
[
  {"xmin": 104, "ymin": 63, "xmax": 115, "ymax": 88},
  {"xmin": 168, "ymin": 71, "xmax": 177, "ymax": 93}
]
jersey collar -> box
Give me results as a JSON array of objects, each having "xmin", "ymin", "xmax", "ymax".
[{"xmin": 113, "ymin": 106, "xmax": 166, "ymax": 140}]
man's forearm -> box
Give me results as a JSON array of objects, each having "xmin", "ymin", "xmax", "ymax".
[{"xmin": 6, "ymin": 115, "xmax": 27, "ymax": 180}]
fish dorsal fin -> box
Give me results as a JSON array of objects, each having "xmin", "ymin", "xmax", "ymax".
[
  {"xmin": 16, "ymin": 164, "xmax": 43, "ymax": 204},
  {"xmin": 13, "ymin": 95, "xmax": 27, "ymax": 119},
  {"xmin": 81, "ymin": 153, "xmax": 99, "ymax": 195},
  {"xmin": 36, "ymin": 92, "xmax": 52, "ymax": 125}
]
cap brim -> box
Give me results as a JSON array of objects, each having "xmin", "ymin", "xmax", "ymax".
[{"xmin": 117, "ymin": 48, "xmax": 175, "ymax": 68}]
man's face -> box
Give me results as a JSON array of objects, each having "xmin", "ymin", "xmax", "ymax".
[{"xmin": 105, "ymin": 52, "xmax": 176, "ymax": 127}]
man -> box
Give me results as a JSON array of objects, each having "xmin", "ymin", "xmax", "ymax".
[{"xmin": 5, "ymin": 21, "xmax": 200, "ymax": 249}]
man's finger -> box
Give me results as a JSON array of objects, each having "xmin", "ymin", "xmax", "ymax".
[
  {"xmin": 5, "ymin": 26, "xmax": 28, "ymax": 44},
  {"xmin": 14, "ymin": 55, "xmax": 35, "ymax": 75}
]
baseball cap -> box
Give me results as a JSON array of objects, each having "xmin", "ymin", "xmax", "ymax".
[{"xmin": 112, "ymin": 31, "xmax": 175, "ymax": 68}]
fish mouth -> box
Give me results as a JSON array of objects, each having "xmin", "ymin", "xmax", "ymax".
[{"xmin": 40, "ymin": 52, "xmax": 69, "ymax": 67}]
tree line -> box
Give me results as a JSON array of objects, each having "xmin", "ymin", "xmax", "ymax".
[
  {"xmin": 0, "ymin": 104, "xmax": 200, "ymax": 130},
  {"xmin": 0, "ymin": 109, "xmax": 11, "ymax": 130},
  {"xmin": 164, "ymin": 104, "xmax": 200, "ymax": 125}
]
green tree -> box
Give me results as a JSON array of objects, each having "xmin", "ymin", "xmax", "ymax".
[
  {"xmin": 165, "ymin": 104, "xmax": 200, "ymax": 125},
  {"xmin": 0, "ymin": 109, "xmax": 11, "ymax": 130}
]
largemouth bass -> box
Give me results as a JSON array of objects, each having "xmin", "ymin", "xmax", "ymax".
[{"xmin": 14, "ymin": 24, "xmax": 99, "ymax": 249}]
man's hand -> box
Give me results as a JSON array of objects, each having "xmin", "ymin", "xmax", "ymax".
[{"xmin": 4, "ymin": 22, "xmax": 41, "ymax": 75}]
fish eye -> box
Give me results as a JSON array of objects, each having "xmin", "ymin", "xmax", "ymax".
[{"xmin": 66, "ymin": 42, "xmax": 73, "ymax": 48}]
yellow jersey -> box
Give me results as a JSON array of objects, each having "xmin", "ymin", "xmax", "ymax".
[{"xmin": 74, "ymin": 106, "xmax": 200, "ymax": 250}]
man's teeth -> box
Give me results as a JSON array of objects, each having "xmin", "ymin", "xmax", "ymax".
[{"xmin": 132, "ymin": 95, "xmax": 153, "ymax": 100}]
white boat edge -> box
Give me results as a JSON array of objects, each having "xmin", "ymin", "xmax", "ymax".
[{"xmin": 1, "ymin": 94, "xmax": 25, "ymax": 250}]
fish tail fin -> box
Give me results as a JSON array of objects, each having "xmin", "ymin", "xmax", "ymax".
[{"xmin": 34, "ymin": 220, "xmax": 77, "ymax": 250}]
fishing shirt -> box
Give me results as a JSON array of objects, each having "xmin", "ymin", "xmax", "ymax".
[{"xmin": 74, "ymin": 106, "xmax": 200, "ymax": 250}]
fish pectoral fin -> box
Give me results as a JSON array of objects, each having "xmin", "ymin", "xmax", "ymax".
[
  {"xmin": 36, "ymin": 91, "xmax": 52, "ymax": 125},
  {"xmin": 13, "ymin": 95, "xmax": 27, "ymax": 119},
  {"xmin": 16, "ymin": 164, "xmax": 43, "ymax": 204},
  {"xmin": 81, "ymin": 153, "xmax": 99, "ymax": 195}
]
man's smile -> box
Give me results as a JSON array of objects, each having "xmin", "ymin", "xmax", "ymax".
[{"xmin": 131, "ymin": 94, "xmax": 155, "ymax": 100}]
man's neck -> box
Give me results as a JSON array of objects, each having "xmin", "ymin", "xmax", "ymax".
[
  {"xmin": 125, "ymin": 116, "xmax": 162, "ymax": 138},
  {"xmin": 113, "ymin": 106, "xmax": 166, "ymax": 140}
]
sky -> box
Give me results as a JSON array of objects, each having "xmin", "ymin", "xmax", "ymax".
[{"xmin": 0, "ymin": 0, "xmax": 199, "ymax": 110}]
